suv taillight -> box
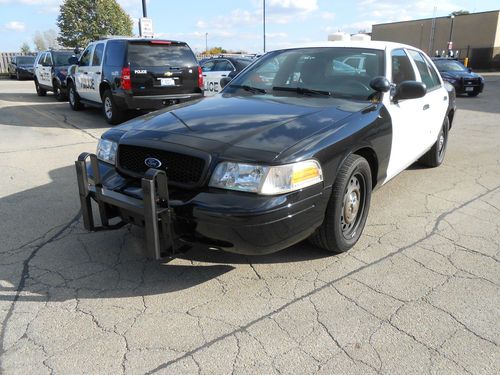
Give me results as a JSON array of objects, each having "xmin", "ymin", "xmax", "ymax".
[
  {"xmin": 120, "ymin": 67, "xmax": 132, "ymax": 90},
  {"xmin": 198, "ymin": 66, "xmax": 203, "ymax": 89}
]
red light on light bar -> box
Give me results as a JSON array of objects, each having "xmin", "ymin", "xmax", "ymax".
[{"xmin": 150, "ymin": 40, "xmax": 172, "ymax": 44}]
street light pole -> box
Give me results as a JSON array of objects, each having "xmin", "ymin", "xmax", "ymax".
[
  {"xmin": 142, "ymin": 0, "xmax": 147, "ymax": 17},
  {"xmin": 448, "ymin": 15, "xmax": 455, "ymax": 54},
  {"xmin": 205, "ymin": 32, "xmax": 208, "ymax": 54},
  {"xmin": 263, "ymin": 0, "xmax": 266, "ymax": 53}
]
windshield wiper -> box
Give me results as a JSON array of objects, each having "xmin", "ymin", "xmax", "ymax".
[
  {"xmin": 272, "ymin": 86, "xmax": 332, "ymax": 96},
  {"xmin": 229, "ymin": 84, "xmax": 267, "ymax": 94}
]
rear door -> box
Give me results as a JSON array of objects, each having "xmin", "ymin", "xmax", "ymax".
[
  {"xmin": 201, "ymin": 60, "xmax": 218, "ymax": 96},
  {"xmin": 127, "ymin": 41, "xmax": 199, "ymax": 96}
]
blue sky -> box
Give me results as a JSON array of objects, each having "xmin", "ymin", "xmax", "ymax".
[{"xmin": 0, "ymin": 0, "xmax": 498, "ymax": 53}]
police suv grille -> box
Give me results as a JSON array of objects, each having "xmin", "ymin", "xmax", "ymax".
[{"xmin": 118, "ymin": 145, "xmax": 206, "ymax": 186}]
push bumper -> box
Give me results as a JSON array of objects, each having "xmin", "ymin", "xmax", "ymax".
[{"xmin": 75, "ymin": 153, "xmax": 330, "ymax": 260}]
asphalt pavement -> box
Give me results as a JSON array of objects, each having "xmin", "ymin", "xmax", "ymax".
[{"xmin": 0, "ymin": 76, "xmax": 499, "ymax": 374}]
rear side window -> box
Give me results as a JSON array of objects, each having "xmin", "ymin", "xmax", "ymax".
[
  {"xmin": 214, "ymin": 60, "xmax": 234, "ymax": 71},
  {"xmin": 92, "ymin": 43, "xmax": 104, "ymax": 66},
  {"xmin": 391, "ymin": 49, "xmax": 415, "ymax": 84},
  {"xmin": 407, "ymin": 50, "xmax": 440, "ymax": 90},
  {"xmin": 128, "ymin": 43, "xmax": 197, "ymax": 67},
  {"xmin": 104, "ymin": 40, "xmax": 126, "ymax": 66},
  {"xmin": 201, "ymin": 60, "xmax": 216, "ymax": 72}
]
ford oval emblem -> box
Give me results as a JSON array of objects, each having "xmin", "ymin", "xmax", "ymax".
[{"xmin": 144, "ymin": 157, "xmax": 162, "ymax": 169}]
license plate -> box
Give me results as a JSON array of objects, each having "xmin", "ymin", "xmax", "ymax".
[
  {"xmin": 465, "ymin": 87, "xmax": 474, "ymax": 92},
  {"xmin": 159, "ymin": 78, "xmax": 175, "ymax": 86}
]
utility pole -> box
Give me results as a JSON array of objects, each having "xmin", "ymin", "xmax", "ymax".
[
  {"xmin": 142, "ymin": 0, "xmax": 147, "ymax": 17},
  {"xmin": 205, "ymin": 32, "xmax": 208, "ymax": 54},
  {"xmin": 448, "ymin": 15, "xmax": 455, "ymax": 55},
  {"xmin": 428, "ymin": 5, "xmax": 437, "ymax": 55},
  {"xmin": 263, "ymin": 0, "xmax": 266, "ymax": 53}
]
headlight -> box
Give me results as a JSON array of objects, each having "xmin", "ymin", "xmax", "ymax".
[
  {"xmin": 96, "ymin": 139, "xmax": 117, "ymax": 165},
  {"xmin": 209, "ymin": 160, "xmax": 323, "ymax": 195}
]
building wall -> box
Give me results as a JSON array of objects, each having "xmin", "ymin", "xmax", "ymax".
[{"xmin": 372, "ymin": 10, "xmax": 500, "ymax": 70}]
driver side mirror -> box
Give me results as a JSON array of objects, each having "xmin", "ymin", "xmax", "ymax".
[
  {"xmin": 393, "ymin": 80, "xmax": 426, "ymax": 101},
  {"xmin": 369, "ymin": 76, "xmax": 391, "ymax": 93},
  {"xmin": 220, "ymin": 77, "xmax": 232, "ymax": 89}
]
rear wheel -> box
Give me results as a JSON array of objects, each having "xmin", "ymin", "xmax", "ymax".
[
  {"xmin": 34, "ymin": 79, "xmax": 46, "ymax": 96},
  {"xmin": 309, "ymin": 154, "xmax": 372, "ymax": 253},
  {"xmin": 102, "ymin": 89, "xmax": 124, "ymax": 125},
  {"xmin": 16, "ymin": 71, "xmax": 20, "ymax": 80},
  {"xmin": 68, "ymin": 81, "xmax": 83, "ymax": 110},
  {"xmin": 419, "ymin": 117, "xmax": 449, "ymax": 168}
]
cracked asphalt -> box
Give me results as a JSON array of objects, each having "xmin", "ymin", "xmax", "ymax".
[{"xmin": 0, "ymin": 76, "xmax": 499, "ymax": 375}]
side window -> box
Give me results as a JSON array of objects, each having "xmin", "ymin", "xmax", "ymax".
[
  {"xmin": 92, "ymin": 43, "xmax": 104, "ymax": 66},
  {"xmin": 407, "ymin": 50, "xmax": 439, "ymax": 90},
  {"xmin": 391, "ymin": 49, "xmax": 415, "ymax": 85},
  {"xmin": 45, "ymin": 53, "xmax": 53, "ymax": 66},
  {"xmin": 214, "ymin": 60, "xmax": 234, "ymax": 72},
  {"xmin": 201, "ymin": 60, "xmax": 216, "ymax": 72},
  {"xmin": 103, "ymin": 41, "xmax": 126, "ymax": 66},
  {"xmin": 39, "ymin": 53, "xmax": 47, "ymax": 66},
  {"xmin": 79, "ymin": 45, "xmax": 94, "ymax": 67}
]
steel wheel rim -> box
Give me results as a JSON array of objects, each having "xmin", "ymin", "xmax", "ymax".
[
  {"xmin": 104, "ymin": 97, "xmax": 112, "ymax": 119},
  {"xmin": 69, "ymin": 87, "xmax": 75, "ymax": 105},
  {"xmin": 341, "ymin": 172, "xmax": 366, "ymax": 239},
  {"xmin": 438, "ymin": 124, "xmax": 447, "ymax": 159}
]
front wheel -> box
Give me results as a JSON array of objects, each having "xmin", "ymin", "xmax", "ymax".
[
  {"xmin": 34, "ymin": 79, "xmax": 46, "ymax": 96},
  {"xmin": 419, "ymin": 117, "xmax": 449, "ymax": 168},
  {"xmin": 68, "ymin": 82, "xmax": 83, "ymax": 110},
  {"xmin": 102, "ymin": 89, "xmax": 124, "ymax": 125},
  {"xmin": 309, "ymin": 154, "xmax": 372, "ymax": 253},
  {"xmin": 53, "ymin": 81, "xmax": 67, "ymax": 101}
]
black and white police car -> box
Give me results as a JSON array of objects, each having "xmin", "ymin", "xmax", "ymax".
[
  {"xmin": 33, "ymin": 49, "xmax": 77, "ymax": 101},
  {"xmin": 200, "ymin": 56, "xmax": 253, "ymax": 96},
  {"xmin": 74, "ymin": 41, "xmax": 456, "ymax": 260},
  {"xmin": 66, "ymin": 38, "xmax": 203, "ymax": 124}
]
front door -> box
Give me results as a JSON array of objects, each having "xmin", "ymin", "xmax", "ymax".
[
  {"xmin": 85, "ymin": 42, "xmax": 105, "ymax": 103},
  {"xmin": 383, "ymin": 48, "xmax": 427, "ymax": 182},
  {"xmin": 75, "ymin": 44, "xmax": 95, "ymax": 101}
]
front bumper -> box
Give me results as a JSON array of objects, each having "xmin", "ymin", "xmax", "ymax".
[
  {"xmin": 446, "ymin": 78, "xmax": 484, "ymax": 94},
  {"xmin": 76, "ymin": 153, "xmax": 330, "ymax": 259},
  {"xmin": 114, "ymin": 92, "xmax": 203, "ymax": 111}
]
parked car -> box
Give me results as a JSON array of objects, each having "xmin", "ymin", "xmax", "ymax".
[
  {"xmin": 200, "ymin": 56, "xmax": 253, "ymax": 96},
  {"xmin": 66, "ymin": 38, "xmax": 203, "ymax": 124},
  {"xmin": 75, "ymin": 41, "xmax": 456, "ymax": 260},
  {"xmin": 33, "ymin": 49, "xmax": 77, "ymax": 101},
  {"xmin": 8, "ymin": 55, "xmax": 35, "ymax": 80},
  {"xmin": 432, "ymin": 57, "xmax": 484, "ymax": 97}
]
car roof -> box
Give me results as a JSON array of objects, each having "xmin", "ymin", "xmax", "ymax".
[{"xmin": 273, "ymin": 40, "xmax": 418, "ymax": 52}]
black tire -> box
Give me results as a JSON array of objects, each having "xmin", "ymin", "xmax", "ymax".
[
  {"xmin": 34, "ymin": 79, "xmax": 46, "ymax": 96},
  {"xmin": 419, "ymin": 117, "xmax": 449, "ymax": 168},
  {"xmin": 53, "ymin": 80, "xmax": 67, "ymax": 101},
  {"xmin": 467, "ymin": 91, "xmax": 480, "ymax": 97},
  {"xmin": 68, "ymin": 81, "xmax": 83, "ymax": 110},
  {"xmin": 16, "ymin": 71, "xmax": 20, "ymax": 80},
  {"xmin": 309, "ymin": 154, "xmax": 372, "ymax": 253},
  {"xmin": 102, "ymin": 89, "xmax": 124, "ymax": 125}
]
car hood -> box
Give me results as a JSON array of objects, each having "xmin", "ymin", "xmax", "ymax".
[
  {"xmin": 114, "ymin": 95, "xmax": 367, "ymax": 160},
  {"xmin": 441, "ymin": 70, "xmax": 481, "ymax": 79},
  {"xmin": 18, "ymin": 64, "xmax": 33, "ymax": 69}
]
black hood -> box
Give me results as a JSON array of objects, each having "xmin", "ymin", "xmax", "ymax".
[
  {"xmin": 440, "ymin": 70, "xmax": 481, "ymax": 79},
  {"xmin": 112, "ymin": 95, "xmax": 368, "ymax": 161}
]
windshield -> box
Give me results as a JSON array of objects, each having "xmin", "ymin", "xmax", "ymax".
[
  {"xmin": 53, "ymin": 52, "xmax": 74, "ymax": 66},
  {"xmin": 434, "ymin": 60, "xmax": 467, "ymax": 72},
  {"xmin": 17, "ymin": 56, "xmax": 35, "ymax": 65},
  {"xmin": 128, "ymin": 43, "xmax": 197, "ymax": 67},
  {"xmin": 226, "ymin": 47, "xmax": 385, "ymax": 100}
]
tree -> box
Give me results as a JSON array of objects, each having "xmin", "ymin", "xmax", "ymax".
[
  {"xmin": 57, "ymin": 0, "xmax": 133, "ymax": 48},
  {"xmin": 33, "ymin": 32, "xmax": 47, "ymax": 51},
  {"xmin": 206, "ymin": 47, "xmax": 227, "ymax": 55},
  {"xmin": 20, "ymin": 42, "xmax": 31, "ymax": 54},
  {"xmin": 450, "ymin": 10, "xmax": 470, "ymax": 16}
]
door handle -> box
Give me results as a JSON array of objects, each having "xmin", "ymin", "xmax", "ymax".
[
  {"xmin": 423, "ymin": 104, "xmax": 430, "ymax": 111},
  {"xmin": 83, "ymin": 71, "xmax": 88, "ymax": 74},
  {"xmin": 221, "ymin": 74, "xmax": 227, "ymax": 77},
  {"xmin": 202, "ymin": 74, "xmax": 207, "ymax": 77},
  {"xmin": 443, "ymin": 96, "xmax": 448, "ymax": 101},
  {"xmin": 95, "ymin": 71, "xmax": 101, "ymax": 75}
]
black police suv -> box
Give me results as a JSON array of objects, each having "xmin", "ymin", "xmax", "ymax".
[
  {"xmin": 8, "ymin": 55, "xmax": 35, "ymax": 80},
  {"xmin": 74, "ymin": 42, "xmax": 456, "ymax": 260},
  {"xmin": 200, "ymin": 56, "xmax": 254, "ymax": 96},
  {"xmin": 432, "ymin": 58, "xmax": 484, "ymax": 97},
  {"xmin": 66, "ymin": 38, "xmax": 203, "ymax": 124},
  {"xmin": 33, "ymin": 49, "xmax": 77, "ymax": 101}
]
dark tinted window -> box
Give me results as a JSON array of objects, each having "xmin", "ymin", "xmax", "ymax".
[
  {"xmin": 201, "ymin": 60, "xmax": 216, "ymax": 72},
  {"xmin": 45, "ymin": 53, "xmax": 53, "ymax": 65},
  {"xmin": 235, "ymin": 58, "xmax": 252, "ymax": 70},
  {"xmin": 391, "ymin": 49, "xmax": 415, "ymax": 84},
  {"xmin": 127, "ymin": 43, "xmax": 197, "ymax": 67},
  {"xmin": 104, "ymin": 40, "xmax": 126, "ymax": 66},
  {"xmin": 434, "ymin": 59, "xmax": 466, "ymax": 72},
  {"xmin": 52, "ymin": 52, "xmax": 73, "ymax": 66},
  {"xmin": 79, "ymin": 45, "xmax": 93, "ymax": 67},
  {"xmin": 408, "ymin": 50, "xmax": 439, "ymax": 90},
  {"xmin": 92, "ymin": 43, "xmax": 104, "ymax": 66},
  {"xmin": 214, "ymin": 60, "xmax": 233, "ymax": 71},
  {"xmin": 16, "ymin": 56, "xmax": 35, "ymax": 65}
]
